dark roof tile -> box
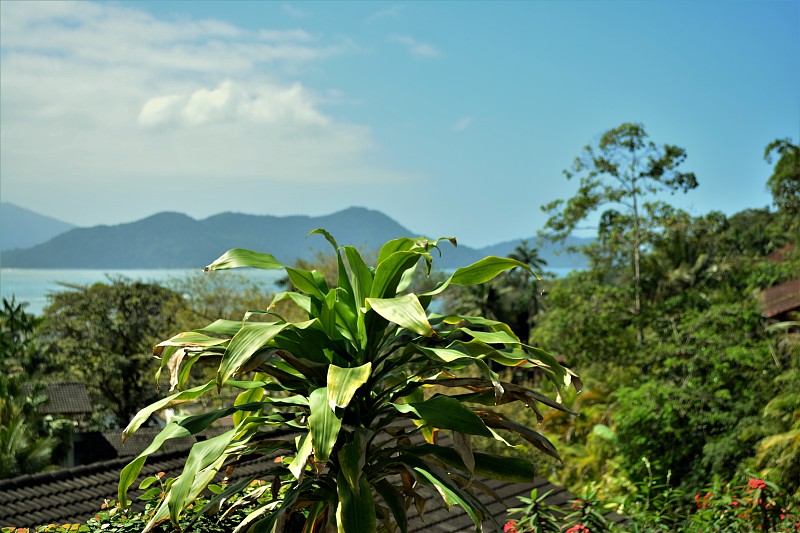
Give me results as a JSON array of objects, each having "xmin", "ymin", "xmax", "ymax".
[
  {"xmin": 761, "ymin": 278, "xmax": 800, "ymax": 318},
  {"xmin": 23, "ymin": 382, "xmax": 93, "ymax": 415}
]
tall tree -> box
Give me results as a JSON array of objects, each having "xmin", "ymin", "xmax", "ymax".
[
  {"xmin": 764, "ymin": 138, "xmax": 800, "ymax": 236},
  {"xmin": 541, "ymin": 123, "xmax": 697, "ymax": 341},
  {"xmin": 39, "ymin": 278, "xmax": 186, "ymax": 428}
]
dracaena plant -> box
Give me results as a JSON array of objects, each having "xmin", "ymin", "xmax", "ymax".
[{"xmin": 118, "ymin": 231, "xmax": 580, "ymax": 533}]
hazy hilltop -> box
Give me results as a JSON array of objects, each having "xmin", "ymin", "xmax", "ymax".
[
  {"xmin": 0, "ymin": 206, "xmax": 588, "ymax": 270},
  {"xmin": 0, "ymin": 203, "xmax": 76, "ymax": 252}
]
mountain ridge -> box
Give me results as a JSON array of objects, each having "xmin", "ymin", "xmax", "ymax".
[
  {"xmin": 0, "ymin": 202, "xmax": 77, "ymax": 252},
  {"xmin": 0, "ymin": 205, "xmax": 588, "ymax": 270}
]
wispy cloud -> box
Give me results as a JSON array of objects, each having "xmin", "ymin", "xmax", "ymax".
[
  {"xmin": 388, "ymin": 35, "xmax": 442, "ymax": 58},
  {"xmin": 367, "ymin": 4, "xmax": 403, "ymax": 22},
  {"xmin": 0, "ymin": 1, "xmax": 413, "ymax": 224},
  {"xmin": 282, "ymin": 3, "xmax": 308, "ymax": 19},
  {"xmin": 452, "ymin": 117, "xmax": 473, "ymax": 132}
]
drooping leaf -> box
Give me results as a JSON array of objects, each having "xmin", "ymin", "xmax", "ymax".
[
  {"xmin": 204, "ymin": 248, "xmax": 284, "ymax": 271},
  {"xmin": 393, "ymin": 396, "xmax": 493, "ymax": 437},
  {"xmin": 123, "ymin": 381, "xmax": 216, "ymax": 439},
  {"xmin": 367, "ymin": 294, "xmax": 434, "ymax": 337},
  {"xmin": 309, "ymin": 227, "xmax": 339, "ymax": 250},
  {"xmin": 412, "ymin": 466, "xmax": 483, "ymax": 532},
  {"xmin": 480, "ymin": 414, "xmax": 561, "ymax": 460},
  {"xmin": 404, "ymin": 444, "xmax": 536, "ymax": 483}
]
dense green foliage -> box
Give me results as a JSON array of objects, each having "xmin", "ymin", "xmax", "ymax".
[
  {"xmin": 0, "ymin": 298, "xmax": 70, "ymax": 479},
  {"xmin": 524, "ymin": 134, "xmax": 800, "ymax": 518}
]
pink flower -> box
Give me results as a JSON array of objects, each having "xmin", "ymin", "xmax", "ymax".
[
  {"xmin": 566, "ymin": 526, "xmax": 591, "ymax": 533},
  {"xmin": 748, "ymin": 478, "xmax": 767, "ymax": 490},
  {"xmin": 504, "ymin": 520, "xmax": 519, "ymax": 533}
]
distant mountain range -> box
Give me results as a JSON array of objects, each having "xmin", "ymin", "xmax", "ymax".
[
  {"xmin": 0, "ymin": 202, "xmax": 76, "ymax": 252},
  {"xmin": 0, "ymin": 204, "xmax": 588, "ymax": 270}
]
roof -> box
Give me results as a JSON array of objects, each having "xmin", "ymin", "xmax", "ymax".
[
  {"xmin": 760, "ymin": 278, "xmax": 800, "ymax": 318},
  {"xmin": 766, "ymin": 243, "xmax": 796, "ymax": 263},
  {"xmin": 22, "ymin": 382, "xmax": 93, "ymax": 415},
  {"xmin": 0, "ymin": 428, "xmax": 626, "ymax": 530}
]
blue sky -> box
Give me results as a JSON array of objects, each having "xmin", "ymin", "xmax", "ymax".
[{"xmin": 1, "ymin": 1, "xmax": 797, "ymax": 247}]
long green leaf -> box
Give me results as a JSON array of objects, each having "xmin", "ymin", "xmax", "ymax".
[
  {"xmin": 119, "ymin": 405, "xmax": 247, "ymax": 505},
  {"xmin": 336, "ymin": 471, "xmax": 376, "ymax": 533},
  {"xmin": 451, "ymin": 256, "xmax": 530, "ymax": 285},
  {"xmin": 328, "ymin": 363, "xmax": 372, "ymax": 410},
  {"xmin": 337, "ymin": 428, "xmax": 371, "ymax": 494},
  {"xmin": 460, "ymin": 328, "xmax": 520, "ymax": 345},
  {"xmin": 218, "ymin": 322, "xmax": 289, "ymax": 386},
  {"xmin": 286, "ymin": 267, "xmax": 328, "ymax": 300},
  {"xmin": 393, "ymin": 396, "xmax": 492, "ymax": 437},
  {"xmin": 374, "ymin": 480, "xmax": 408, "ymax": 533},
  {"xmin": 344, "ymin": 246, "xmax": 373, "ymax": 306},
  {"xmin": 289, "ymin": 432, "xmax": 313, "ymax": 480},
  {"xmin": 412, "ymin": 466, "xmax": 483, "ymax": 532},
  {"xmin": 404, "ymin": 444, "xmax": 537, "ymax": 483},
  {"xmin": 371, "ymin": 251, "xmax": 426, "ymax": 299},
  {"xmin": 168, "ymin": 429, "xmax": 237, "ymax": 523},
  {"xmin": 199, "ymin": 319, "xmax": 245, "ymax": 335},
  {"xmin": 367, "ymin": 294, "xmax": 434, "ymax": 337},
  {"xmin": 481, "ymin": 415, "xmax": 561, "ymax": 460},
  {"xmin": 204, "ymin": 248, "xmax": 284, "ymax": 271},
  {"xmin": 309, "ymin": 387, "xmax": 342, "ymax": 463},
  {"xmin": 123, "ymin": 381, "xmax": 216, "ymax": 439},
  {"xmin": 309, "ymin": 227, "xmax": 339, "ymax": 250}
]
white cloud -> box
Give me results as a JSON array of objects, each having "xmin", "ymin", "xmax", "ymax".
[
  {"xmin": 368, "ymin": 5, "xmax": 404, "ymax": 22},
  {"xmin": 452, "ymin": 117, "xmax": 473, "ymax": 132},
  {"xmin": 139, "ymin": 80, "xmax": 329, "ymax": 128},
  {"xmin": 0, "ymin": 2, "xmax": 412, "ymax": 194},
  {"xmin": 282, "ymin": 3, "xmax": 308, "ymax": 19},
  {"xmin": 389, "ymin": 35, "xmax": 442, "ymax": 58},
  {"xmin": 0, "ymin": 0, "xmax": 414, "ymax": 223}
]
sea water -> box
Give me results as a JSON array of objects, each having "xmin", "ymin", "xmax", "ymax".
[
  {"xmin": 0, "ymin": 268, "xmax": 285, "ymax": 315},
  {"xmin": 0, "ymin": 266, "xmax": 575, "ymax": 316}
]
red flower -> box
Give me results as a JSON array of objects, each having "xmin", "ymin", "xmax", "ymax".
[
  {"xmin": 566, "ymin": 526, "xmax": 591, "ymax": 533},
  {"xmin": 748, "ymin": 478, "xmax": 767, "ymax": 490},
  {"xmin": 504, "ymin": 520, "xmax": 519, "ymax": 533}
]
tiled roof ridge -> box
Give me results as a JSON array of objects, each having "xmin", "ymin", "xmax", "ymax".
[
  {"xmin": 0, "ymin": 449, "xmax": 186, "ymax": 491},
  {"xmin": 0, "ymin": 425, "xmax": 301, "ymax": 490}
]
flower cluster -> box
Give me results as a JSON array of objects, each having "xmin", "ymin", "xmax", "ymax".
[
  {"xmin": 566, "ymin": 526, "xmax": 592, "ymax": 533},
  {"xmin": 693, "ymin": 492, "xmax": 713, "ymax": 510},
  {"xmin": 748, "ymin": 478, "xmax": 767, "ymax": 491},
  {"xmin": 503, "ymin": 520, "xmax": 519, "ymax": 533}
]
